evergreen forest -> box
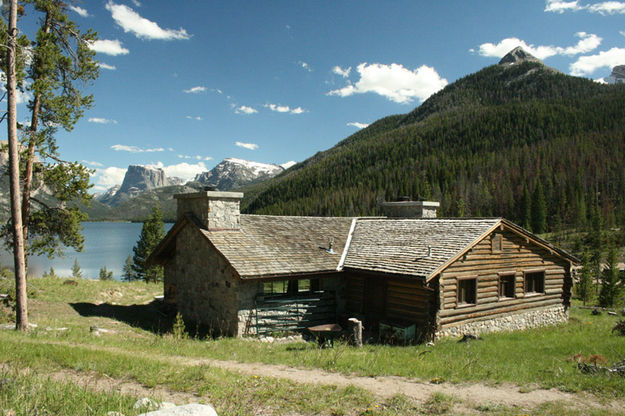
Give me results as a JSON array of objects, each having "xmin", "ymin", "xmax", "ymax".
[{"xmin": 242, "ymin": 61, "xmax": 625, "ymax": 237}]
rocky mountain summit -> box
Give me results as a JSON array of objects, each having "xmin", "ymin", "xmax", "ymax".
[
  {"xmin": 498, "ymin": 47, "xmax": 542, "ymax": 65},
  {"xmin": 98, "ymin": 165, "xmax": 183, "ymax": 206},
  {"xmin": 94, "ymin": 158, "xmax": 289, "ymax": 212},
  {"xmin": 194, "ymin": 158, "xmax": 284, "ymax": 190}
]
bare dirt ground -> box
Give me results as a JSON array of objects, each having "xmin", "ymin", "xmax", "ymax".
[{"xmin": 19, "ymin": 339, "xmax": 625, "ymax": 414}]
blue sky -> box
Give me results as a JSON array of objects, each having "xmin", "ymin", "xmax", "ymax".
[{"xmin": 7, "ymin": 0, "xmax": 625, "ymax": 192}]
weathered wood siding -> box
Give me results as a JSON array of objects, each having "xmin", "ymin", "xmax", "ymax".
[
  {"xmin": 438, "ymin": 227, "xmax": 572, "ymax": 329},
  {"xmin": 344, "ymin": 271, "xmax": 434, "ymax": 330}
]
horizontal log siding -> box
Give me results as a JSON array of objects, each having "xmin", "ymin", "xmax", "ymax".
[
  {"xmin": 438, "ymin": 228, "xmax": 570, "ymax": 330},
  {"xmin": 386, "ymin": 278, "xmax": 430, "ymax": 323}
]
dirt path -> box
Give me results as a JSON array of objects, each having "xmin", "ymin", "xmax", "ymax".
[{"xmin": 15, "ymin": 338, "xmax": 625, "ymax": 413}]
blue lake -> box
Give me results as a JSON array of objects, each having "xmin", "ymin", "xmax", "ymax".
[{"xmin": 0, "ymin": 222, "xmax": 173, "ymax": 280}]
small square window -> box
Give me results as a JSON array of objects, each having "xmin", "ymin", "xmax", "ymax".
[
  {"xmin": 524, "ymin": 271, "xmax": 545, "ymax": 294},
  {"xmin": 457, "ymin": 278, "xmax": 477, "ymax": 305},
  {"xmin": 491, "ymin": 234, "xmax": 503, "ymax": 253},
  {"xmin": 499, "ymin": 274, "xmax": 515, "ymax": 298}
]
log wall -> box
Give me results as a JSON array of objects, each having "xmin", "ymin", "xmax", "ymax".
[
  {"xmin": 343, "ymin": 271, "xmax": 435, "ymax": 335},
  {"xmin": 437, "ymin": 227, "xmax": 572, "ymax": 332}
]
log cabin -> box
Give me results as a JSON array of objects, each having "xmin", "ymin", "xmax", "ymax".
[{"xmin": 149, "ymin": 190, "xmax": 576, "ymax": 341}]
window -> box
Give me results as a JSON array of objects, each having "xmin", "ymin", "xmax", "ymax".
[
  {"xmin": 457, "ymin": 278, "xmax": 477, "ymax": 305},
  {"xmin": 524, "ymin": 271, "xmax": 545, "ymax": 294},
  {"xmin": 263, "ymin": 280, "xmax": 288, "ymax": 295},
  {"xmin": 499, "ymin": 274, "xmax": 515, "ymax": 298},
  {"xmin": 263, "ymin": 278, "xmax": 319, "ymax": 295},
  {"xmin": 491, "ymin": 234, "xmax": 503, "ymax": 253}
]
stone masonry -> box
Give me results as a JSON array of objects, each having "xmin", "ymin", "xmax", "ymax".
[
  {"xmin": 175, "ymin": 191, "xmax": 242, "ymax": 230},
  {"xmin": 436, "ymin": 305, "xmax": 568, "ymax": 338}
]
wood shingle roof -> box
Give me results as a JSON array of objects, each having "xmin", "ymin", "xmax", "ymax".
[
  {"xmin": 341, "ymin": 218, "xmax": 501, "ymax": 279},
  {"xmin": 202, "ymin": 215, "xmax": 354, "ymax": 279}
]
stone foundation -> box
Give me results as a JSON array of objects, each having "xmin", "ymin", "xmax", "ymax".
[{"xmin": 436, "ymin": 305, "xmax": 568, "ymax": 338}]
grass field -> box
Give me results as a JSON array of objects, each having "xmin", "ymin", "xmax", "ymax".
[{"xmin": 0, "ymin": 275, "xmax": 624, "ymax": 415}]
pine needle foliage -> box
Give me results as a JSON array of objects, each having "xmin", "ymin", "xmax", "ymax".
[{"xmin": 132, "ymin": 204, "xmax": 165, "ymax": 283}]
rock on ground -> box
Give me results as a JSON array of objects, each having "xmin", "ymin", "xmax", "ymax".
[{"xmin": 139, "ymin": 403, "xmax": 218, "ymax": 416}]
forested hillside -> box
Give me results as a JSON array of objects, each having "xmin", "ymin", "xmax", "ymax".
[{"xmin": 242, "ymin": 61, "xmax": 625, "ymax": 234}]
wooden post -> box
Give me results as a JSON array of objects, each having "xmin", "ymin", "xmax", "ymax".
[{"xmin": 348, "ymin": 318, "xmax": 363, "ymax": 347}]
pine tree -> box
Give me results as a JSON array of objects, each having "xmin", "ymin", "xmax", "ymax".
[
  {"xmin": 599, "ymin": 245, "xmax": 621, "ymax": 307},
  {"xmin": 0, "ymin": 0, "xmax": 98, "ymax": 330},
  {"xmin": 132, "ymin": 204, "xmax": 166, "ymax": 283},
  {"xmin": 575, "ymin": 251, "xmax": 594, "ymax": 306},
  {"xmin": 71, "ymin": 258, "xmax": 82, "ymax": 278},
  {"xmin": 122, "ymin": 255, "xmax": 137, "ymax": 281},
  {"xmin": 531, "ymin": 181, "xmax": 547, "ymax": 234},
  {"xmin": 99, "ymin": 266, "xmax": 113, "ymax": 281},
  {"xmin": 519, "ymin": 184, "xmax": 531, "ymax": 230}
]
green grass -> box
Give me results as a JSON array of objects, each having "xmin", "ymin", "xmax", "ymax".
[
  {"xmin": 0, "ymin": 365, "xmax": 141, "ymax": 415},
  {"xmin": 1, "ymin": 275, "xmax": 624, "ymax": 415}
]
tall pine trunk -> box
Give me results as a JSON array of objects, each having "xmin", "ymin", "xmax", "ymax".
[
  {"xmin": 6, "ymin": 0, "xmax": 28, "ymax": 330},
  {"xmin": 21, "ymin": 11, "xmax": 51, "ymax": 253}
]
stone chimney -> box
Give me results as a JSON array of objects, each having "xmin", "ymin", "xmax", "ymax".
[
  {"xmin": 174, "ymin": 190, "xmax": 243, "ymax": 230},
  {"xmin": 381, "ymin": 199, "xmax": 440, "ymax": 218}
]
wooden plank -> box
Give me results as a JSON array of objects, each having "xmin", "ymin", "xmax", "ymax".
[{"xmin": 439, "ymin": 294, "xmax": 561, "ymax": 318}]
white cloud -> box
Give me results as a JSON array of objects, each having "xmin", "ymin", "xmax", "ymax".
[
  {"xmin": 212, "ymin": 88, "xmax": 223, "ymax": 94},
  {"xmin": 178, "ymin": 154, "xmax": 212, "ymax": 161},
  {"xmin": 147, "ymin": 161, "xmax": 208, "ymax": 181},
  {"xmin": 183, "ymin": 86, "xmax": 206, "ymax": 94},
  {"xmin": 88, "ymin": 117, "xmax": 118, "ymax": 124},
  {"xmin": 98, "ymin": 62, "xmax": 116, "ymax": 70},
  {"xmin": 131, "ymin": 0, "xmax": 141, "ymax": 6},
  {"xmin": 235, "ymin": 105, "xmax": 258, "ymax": 114},
  {"xmin": 235, "ymin": 141, "xmax": 259, "ymax": 150},
  {"xmin": 332, "ymin": 65, "xmax": 351, "ymax": 78},
  {"xmin": 570, "ymin": 47, "xmax": 625, "ymax": 75},
  {"xmin": 347, "ymin": 122, "xmax": 369, "ymax": 129},
  {"xmin": 88, "ymin": 39, "xmax": 129, "ymax": 56},
  {"xmin": 544, "ymin": 0, "xmax": 625, "ymax": 14},
  {"xmin": 475, "ymin": 32, "xmax": 601, "ymax": 60},
  {"xmin": 264, "ymin": 103, "xmax": 307, "ymax": 114},
  {"xmin": 545, "ymin": 0, "xmax": 585, "ymax": 13},
  {"xmin": 621, "ymin": 31, "xmax": 625, "ymax": 36},
  {"xmin": 328, "ymin": 62, "xmax": 448, "ymax": 104},
  {"xmin": 185, "ymin": 116, "xmax": 202, "ymax": 121},
  {"xmin": 105, "ymin": 1, "xmax": 190, "ymax": 40},
  {"xmin": 82, "ymin": 160, "xmax": 103, "ymax": 167},
  {"xmin": 588, "ymin": 1, "xmax": 625, "ymax": 14},
  {"xmin": 91, "ymin": 166, "xmax": 127, "ymax": 192},
  {"xmin": 111, "ymin": 144, "xmax": 165, "ymax": 153},
  {"xmin": 299, "ymin": 61, "xmax": 312, "ymax": 72},
  {"xmin": 69, "ymin": 5, "xmax": 89, "ymax": 17}
]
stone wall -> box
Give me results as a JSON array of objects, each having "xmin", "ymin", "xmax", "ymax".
[
  {"xmin": 436, "ymin": 304, "xmax": 568, "ymax": 338},
  {"xmin": 174, "ymin": 224, "xmax": 240, "ymax": 335},
  {"xmin": 174, "ymin": 191, "xmax": 242, "ymax": 230}
]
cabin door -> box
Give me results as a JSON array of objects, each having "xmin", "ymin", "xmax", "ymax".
[{"xmin": 363, "ymin": 277, "xmax": 387, "ymax": 330}]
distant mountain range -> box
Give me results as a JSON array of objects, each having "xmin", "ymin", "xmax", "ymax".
[{"xmin": 86, "ymin": 158, "xmax": 291, "ymax": 220}]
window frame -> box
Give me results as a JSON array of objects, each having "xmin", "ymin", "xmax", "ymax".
[
  {"xmin": 491, "ymin": 233, "xmax": 503, "ymax": 253},
  {"xmin": 524, "ymin": 270, "xmax": 545, "ymax": 295},
  {"xmin": 498, "ymin": 272, "xmax": 516, "ymax": 299},
  {"xmin": 456, "ymin": 276, "xmax": 477, "ymax": 307}
]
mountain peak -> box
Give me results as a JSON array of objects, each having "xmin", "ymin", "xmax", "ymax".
[{"xmin": 498, "ymin": 47, "xmax": 541, "ymax": 66}]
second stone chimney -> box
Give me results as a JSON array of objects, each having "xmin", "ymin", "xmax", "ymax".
[
  {"xmin": 381, "ymin": 198, "xmax": 440, "ymax": 218},
  {"xmin": 174, "ymin": 190, "xmax": 243, "ymax": 230}
]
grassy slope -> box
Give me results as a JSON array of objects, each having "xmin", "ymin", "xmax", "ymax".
[{"xmin": 0, "ymin": 276, "xmax": 623, "ymax": 415}]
